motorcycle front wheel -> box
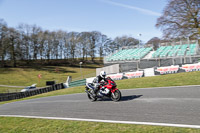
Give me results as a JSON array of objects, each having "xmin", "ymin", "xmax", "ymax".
[
  {"xmin": 87, "ymin": 93, "xmax": 97, "ymax": 102},
  {"xmin": 111, "ymin": 90, "xmax": 121, "ymax": 102}
]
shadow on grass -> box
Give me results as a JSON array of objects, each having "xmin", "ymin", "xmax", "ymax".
[
  {"xmin": 32, "ymin": 66, "xmax": 76, "ymax": 73},
  {"xmin": 0, "ymin": 68, "xmax": 16, "ymax": 74},
  {"xmin": 0, "ymin": 66, "xmax": 76, "ymax": 74}
]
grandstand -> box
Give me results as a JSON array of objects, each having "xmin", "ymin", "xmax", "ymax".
[
  {"xmin": 104, "ymin": 42, "xmax": 200, "ymax": 72},
  {"xmin": 105, "ymin": 47, "xmax": 152, "ymax": 62},
  {"xmin": 152, "ymin": 44, "xmax": 197, "ymax": 58}
]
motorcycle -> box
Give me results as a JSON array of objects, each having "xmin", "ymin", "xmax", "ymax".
[{"xmin": 85, "ymin": 77, "xmax": 121, "ymax": 102}]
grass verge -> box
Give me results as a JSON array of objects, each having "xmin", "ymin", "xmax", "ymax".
[
  {"xmin": 0, "ymin": 117, "xmax": 199, "ymax": 133},
  {"xmin": 0, "ymin": 66, "xmax": 98, "ymax": 90},
  {"xmin": 116, "ymin": 71, "xmax": 200, "ymax": 89}
]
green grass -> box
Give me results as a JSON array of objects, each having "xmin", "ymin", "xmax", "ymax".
[
  {"xmin": 0, "ymin": 87, "xmax": 22, "ymax": 93},
  {"xmin": 1, "ymin": 68, "xmax": 200, "ymax": 132},
  {"xmin": 0, "ymin": 117, "xmax": 199, "ymax": 133},
  {"xmin": 116, "ymin": 71, "xmax": 200, "ymax": 89},
  {"xmin": 0, "ymin": 65, "xmax": 98, "ymax": 89}
]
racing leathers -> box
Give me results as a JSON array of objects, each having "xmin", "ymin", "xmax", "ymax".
[{"xmin": 86, "ymin": 75, "xmax": 107, "ymax": 96}]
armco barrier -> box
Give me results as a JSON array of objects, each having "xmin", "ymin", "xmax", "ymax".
[
  {"xmin": 0, "ymin": 83, "xmax": 65, "ymax": 102},
  {"xmin": 69, "ymin": 79, "xmax": 86, "ymax": 88}
]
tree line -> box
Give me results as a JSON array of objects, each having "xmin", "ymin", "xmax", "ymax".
[{"xmin": 0, "ymin": 19, "xmax": 139, "ymax": 67}]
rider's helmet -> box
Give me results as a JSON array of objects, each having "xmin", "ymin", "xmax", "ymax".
[{"xmin": 100, "ymin": 71, "xmax": 106, "ymax": 78}]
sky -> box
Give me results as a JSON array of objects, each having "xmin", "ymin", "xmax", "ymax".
[{"xmin": 0, "ymin": 0, "xmax": 167, "ymax": 43}]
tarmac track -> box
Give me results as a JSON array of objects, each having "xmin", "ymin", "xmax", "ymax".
[{"xmin": 0, "ymin": 85, "xmax": 200, "ymax": 128}]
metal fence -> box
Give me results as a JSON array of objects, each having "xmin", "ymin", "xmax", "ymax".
[
  {"xmin": 69, "ymin": 79, "xmax": 86, "ymax": 88},
  {"xmin": 104, "ymin": 56, "xmax": 200, "ymax": 72},
  {"xmin": 0, "ymin": 83, "xmax": 64, "ymax": 102}
]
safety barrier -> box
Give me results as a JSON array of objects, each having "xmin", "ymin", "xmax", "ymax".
[
  {"xmin": 69, "ymin": 79, "xmax": 86, "ymax": 88},
  {"xmin": 181, "ymin": 63, "xmax": 200, "ymax": 72},
  {"xmin": 0, "ymin": 83, "xmax": 64, "ymax": 102},
  {"xmin": 155, "ymin": 65, "xmax": 179, "ymax": 74}
]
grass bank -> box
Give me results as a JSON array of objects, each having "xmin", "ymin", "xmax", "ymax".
[
  {"xmin": 116, "ymin": 71, "xmax": 200, "ymax": 89},
  {"xmin": 0, "ymin": 65, "xmax": 99, "ymax": 92},
  {"xmin": 0, "ymin": 117, "xmax": 199, "ymax": 133}
]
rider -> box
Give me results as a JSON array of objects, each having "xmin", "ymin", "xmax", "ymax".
[{"xmin": 86, "ymin": 71, "xmax": 107, "ymax": 96}]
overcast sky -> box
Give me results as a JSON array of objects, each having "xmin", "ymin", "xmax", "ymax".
[{"xmin": 0, "ymin": 0, "xmax": 167, "ymax": 42}]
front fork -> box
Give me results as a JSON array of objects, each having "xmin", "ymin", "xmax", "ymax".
[{"xmin": 111, "ymin": 88, "xmax": 118, "ymax": 93}]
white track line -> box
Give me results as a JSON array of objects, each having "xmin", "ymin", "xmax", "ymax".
[
  {"xmin": 1, "ymin": 115, "xmax": 200, "ymax": 129},
  {"xmin": 123, "ymin": 84, "xmax": 200, "ymax": 91}
]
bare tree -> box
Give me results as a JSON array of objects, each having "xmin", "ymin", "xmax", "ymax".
[
  {"xmin": 156, "ymin": 0, "xmax": 200, "ymax": 39},
  {"xmin": 7, "ymin": 28, "xmax": 21, "ymax": 67},
  {"xmin": 114, "ymin": 36, "xmax": 139, "ymax": 50},
  {"xmin": 65, "ymin": 32, "xmax": 79, "ymax": 60},
  {"xmin": 30, "ymin": 25, "xmax": 42, "ymax": 60},
  {"xmin": 45, "ymin": 30, "xmax": 53, "ymax": 61},
  {"xmin": 0, "ymin": 19, "xmax": 8, "ymax": 67},
  {"xmin": 147, "ymin": 37, "xmax": 161, "ymax": 50},
  {"xmin": 17, "ymin": 23, "xmax": 32, "ymax": 64},
  {"xmin": 95, "ymin": 33, "xmax": 111, "ymax": 58},
  {"xmin": 56, "ymin": 30, "xmax": 66, "ymax": 59}
]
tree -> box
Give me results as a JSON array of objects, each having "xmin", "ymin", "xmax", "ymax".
[
  {"xmin": 65, "ymin": 32, "xmax": 79, "ymax": 60},
  {"xmin": 56, "ymin": 30, "xmax": 66, "ymax": 59},
  {"xmin": 45, "ymin": 30, "xmax": 53, "ymax": 61},
  {"xmin": 17, "ymin": 23, "xmax": 32, "ymax": 63},
  {"xmin": 30, "ymin": 25, "xmax": 42, "ymax": 60},
  {"xmin": 114, "ymin": 36, "xmax": 139, "ymax": 50},
  {"xmin": 146, "ymin": 37, "xmax": 161, "ymax": 50},
  {"xmin": 89, "ymin": 31, "xmax": 98, "ymax": 61},
  {"xmin": 0, "ymin": 19, "xmax": 8, "ymax": 67},
  {"xmin": 7, "ymin": 28, "xmax": 21, "ymax": 67},
  {"xmin": 96, "ymin": 34, "xmax": 110, "ymax": 58},
  {"xmin": 156, "ymin": 0, "xmax": 200, "ymax": 39},
  {"xmin": 78, "ymin": 32, "xmax": 90, "ymax": 60}
]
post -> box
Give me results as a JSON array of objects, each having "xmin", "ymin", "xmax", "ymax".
[
  {"xmin": 158, "ymin": 58, "xmax": 161, "ymax": 67},
  {"xmin": 138, "ymin": 33, "xmax": 142, "ymax": 48},
  {"xmin": 38, "ymin": 74, "xmax": 42, "ymax": 85},
  {"xmin": 187, "ymin": 37, "xmax": 190, "ymax": 44},
  {"xmin": 79, "ymin": 62, "xmax": 83, "ymax": 79},
  {"xmin": 137, "ymin": 61, "xmax": 139, "ymax": 71}
]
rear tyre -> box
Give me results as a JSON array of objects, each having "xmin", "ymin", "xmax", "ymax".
[{"xmin": 111, "ymin": 90, "xmax": 121, "ymax": 102}]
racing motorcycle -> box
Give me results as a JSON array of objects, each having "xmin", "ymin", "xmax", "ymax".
[{"xmin": 85, "ymin": 77, "xmax": 121, "ymax": 102}]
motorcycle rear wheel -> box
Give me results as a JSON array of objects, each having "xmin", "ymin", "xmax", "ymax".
[{"xmin": 111, "ymin": 90, "xmax": 121, "ymax": 102}]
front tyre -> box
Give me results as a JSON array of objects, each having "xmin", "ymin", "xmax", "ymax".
[
  {"xmin": 111, "ymin": 90, "xmax": 121, "ymax": 102},
  {"xmin": 87, "ymin": 93, "xmax": 97, "ymax": 102}
]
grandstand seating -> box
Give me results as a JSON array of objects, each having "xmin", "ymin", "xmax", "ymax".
[
  {"xmin": 106, "ymin": 47, "xmax": 152, "ymax": 62},
  {"xmin": 106, "ymin": 44, "xmax": 198, "ymax": 62},
  {"xmin": 152, "ymin": 44, "xmax": 197, "ymax": 58}
]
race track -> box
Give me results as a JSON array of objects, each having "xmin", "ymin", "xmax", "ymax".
[{"xmin": 0, "ymin": 85, "xmax": 200, "ymax": 128}]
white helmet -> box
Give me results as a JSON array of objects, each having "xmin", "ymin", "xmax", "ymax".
[{"xmin": 100, "ymin": 71, "xmax": 106, "ymax": 78}]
